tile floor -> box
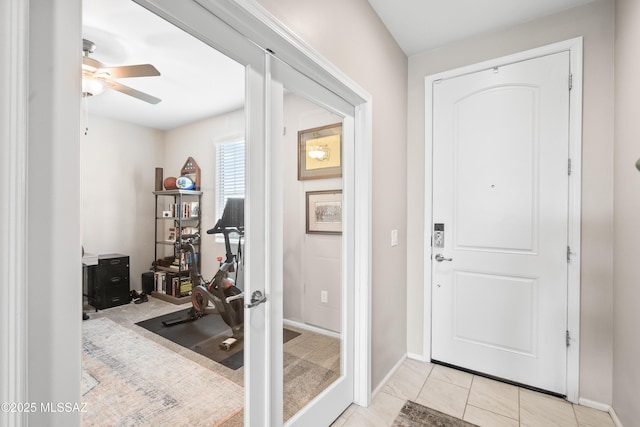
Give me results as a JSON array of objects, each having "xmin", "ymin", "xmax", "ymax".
[{"xmin": 331, "ymin": 359, "xmax": 616, "ymax": 427}]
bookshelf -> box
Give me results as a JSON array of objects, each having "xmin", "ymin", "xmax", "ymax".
[{"xmin": 153, "ymin": 189, "xmax": 202, "ymax": 303}]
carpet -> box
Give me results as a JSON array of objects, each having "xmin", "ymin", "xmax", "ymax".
[
  {"xmin": 136, "ymin": 308, "xmax": 301, "ymax": 370},
  {"xmin": 392, "ymin": 401, "xmax": 478, "ymax": 427},
  {"xmin": 82, "ymin": 317, "xmax": 243, "ymax": 427},
  {"xmin": 282, "ymin": 352, "xmax": 340, "ymax": 420}
]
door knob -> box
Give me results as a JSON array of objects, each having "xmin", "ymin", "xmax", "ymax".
[
  {"xmin": 245, "ymin": 290, "xmax": 267, "ymax": 308},
  {"xmin": 434, "ymin": 254, "xmax": 453, "ymax": 262}
]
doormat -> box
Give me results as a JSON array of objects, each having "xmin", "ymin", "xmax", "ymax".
[
  {"xmin": 392, "ymin": 401, "xmax": 478, "ymax": 427},
  {"xmin": 136, "ymin": 308, "xmax": 300, "ymax": 370}
]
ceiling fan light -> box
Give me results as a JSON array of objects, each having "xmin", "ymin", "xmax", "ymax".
[{"xmin": 82, "ymin": 77, "xmax": 106, "ymax": 97}]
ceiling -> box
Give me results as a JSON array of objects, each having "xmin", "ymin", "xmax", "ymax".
[
  {"xmin": 83, "ymin": 0, "xmax": 596, "ymax": 131},
  {"xmin": 82, "ymin": 0, "xmax": 245, "ymax": 131},
  {"xmin": 367, "ymin": 0, "xmax": 596, "ymax": 56}
]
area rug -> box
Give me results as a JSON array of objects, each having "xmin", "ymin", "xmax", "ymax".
[
  {"xmin": 392, "ymin": 401, "xmax": 478, "ymax": 427},
  {"xmin": 282, "ymin": 352, "xmax": 340, "ymax": 420},
  {"xmin": 82, "ymin": 317, "xmax": 243, "ymax": 427},
  {"xmin": 136, "ymin": 308, "xmax": 300, "ymax": 370}
]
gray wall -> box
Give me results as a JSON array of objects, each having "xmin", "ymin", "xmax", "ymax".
[
  {"xmin": 613, "ymin": 0, "xmax": 640, "ymax": 424},
  {"xmin": 406, "ymin": 0, "xmax": 615, "ymax": 405},
  {"xmin": 257, "ymin": 0, "xmax": 409, "ymax": 389}
]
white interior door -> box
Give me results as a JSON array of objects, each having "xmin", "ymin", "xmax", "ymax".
[
  {"xmin": 270, "ymin": 56, "xmax": 355, "ymax": 427},
  {"xmin": 130, "ymin": 2, "xmax": 365, "ymax": 425},
  {"xmin": 431, "ymin": 51, "xmax": 570, "ymax": 394}
]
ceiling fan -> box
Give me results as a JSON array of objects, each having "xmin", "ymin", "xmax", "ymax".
[{"xmin": 82, "ymin": 38, "xmax": 162, "ymax": 104}]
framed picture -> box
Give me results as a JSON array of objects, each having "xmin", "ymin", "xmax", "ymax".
[
  {"xmin": 298, "ymin": 123, "xmax": 342, "ymax": 180},
  {"xmin": 306, "ymin": 190, "xmax": 342, "ymax": 234}
]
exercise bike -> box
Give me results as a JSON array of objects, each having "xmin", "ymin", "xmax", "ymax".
[{"xmin": 163, "ymin": 198, "xmax": 245, "ymax": 351}]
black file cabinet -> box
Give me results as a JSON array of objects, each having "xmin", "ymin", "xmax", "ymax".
[{"xmin": 87, "ymin": 254, "xmax": 130, "ymax": 310}]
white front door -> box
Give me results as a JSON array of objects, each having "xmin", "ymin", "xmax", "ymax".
[{"xmin": 431, "ymin": 51, "xmax": 570, "ymax": 394}]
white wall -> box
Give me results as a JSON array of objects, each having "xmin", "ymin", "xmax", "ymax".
[
  {"xmin": 82, "ymin": 115, "xmax": 164, "ymax": 289},
  {"xmin": 82, "ymin": 109, "xmax": 245, "ymax": 287},
  {"xmin": 283, "ymin": 93, "xmax": 343, "ymax": 332},
  {"xmin": 258, "ymin": 0, "xmax": 409, "ymax": 390},
  {"xmin": 407, "ymin": 0, "xmax": 615, "ymax": 405},
  {"xmin": 27, "ymin": 0, "xmax": 82, "ymax": 425},
  {"xmin": 164, "ymin": 108, "xmax": 245, "ymax": 280},
  {"xmin": 613, "ymin": 0, "xmax": 640, "ymax": 424}
]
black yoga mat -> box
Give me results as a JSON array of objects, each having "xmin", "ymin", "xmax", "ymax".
[{"xmin": 136, "ymin": 308, "xmax": 300, "ymax": 370}]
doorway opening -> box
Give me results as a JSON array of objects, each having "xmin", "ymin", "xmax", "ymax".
[
  {"xmin": 80, "ymin": 0, "xmax": 369, "ymax": 425},
  {"xmin": 80, "ymin": 1, "xmax": 248, "ymax": 425}
]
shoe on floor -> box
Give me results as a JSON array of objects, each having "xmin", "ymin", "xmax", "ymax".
[{"xmin": 134, "ymin": 293, "xmax": 148, "ymax": 304}]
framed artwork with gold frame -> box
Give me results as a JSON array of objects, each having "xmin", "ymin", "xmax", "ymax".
[{"xmin": 298, "ymin": 123, "xmax": 342, "ymax": 180}]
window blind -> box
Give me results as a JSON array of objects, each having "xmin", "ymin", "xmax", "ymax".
[{"xmin": 215, "ymin": 140, "xmax": 245, "ymax": 220}]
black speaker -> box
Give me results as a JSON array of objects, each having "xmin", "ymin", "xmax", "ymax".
[{"xmin": 142, "ymin": 271, "xmax": 154, "ymax": 294}]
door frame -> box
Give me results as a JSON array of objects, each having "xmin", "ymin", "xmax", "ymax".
[
  {"xmin": 423, "ymin": 37, "xmax": 583, "ymax": 403},
  {"xmin": 2, "ymin": 0, "xmax": 372, "ymax": 425}
]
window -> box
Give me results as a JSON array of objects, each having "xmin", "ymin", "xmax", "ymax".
[{"xmin": 215, "ymin": 139, "xmax": 245, "ymax": 221}]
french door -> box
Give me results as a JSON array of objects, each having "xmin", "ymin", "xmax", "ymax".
[
  {"xmin": 133, "ymin": 1, "xmax": 363, "ymax": 425},
  {"xmin": 269, "ymin": 56, "xmax": 356, "ymax": 426}
]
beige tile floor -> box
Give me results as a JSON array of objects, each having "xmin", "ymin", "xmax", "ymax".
[{"xmin": 331, "ymin": 359, "xmax": 616, "ymax": 427}]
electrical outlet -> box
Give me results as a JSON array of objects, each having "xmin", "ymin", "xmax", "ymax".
[{"xmin": 320, "ymin": 290, "xmax": 328, "ymax": 304}]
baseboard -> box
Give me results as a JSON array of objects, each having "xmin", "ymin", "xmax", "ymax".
[
  {"xmin": 371, "ymin": 353, "xmax": 407, "ymax": 399},
  {"xmin": 578, "ymin": 399, "xmax": 623, "ymax": 427},
  {"xmin": 283, "ymin": 319, "xmax": 340, "ymax": 339},
  {"xmin": 578, "ymin": 398, "xmax": 610, "ymax": 412},
  {"xmin": 407, "ymin": 352, "xmax": 429, "ymax": 363},
  {"xmin": 609, "ymin": 407, "xmax": 624, "ymax": 427}
]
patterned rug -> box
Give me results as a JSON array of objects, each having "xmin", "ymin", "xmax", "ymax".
[
  {"xmin": 82, "ymin": 317, "xmax": 243, "ymax": 427},
  {"xmin": 393, "ymin": 401, "xmax": 478, "ymax": 427}
]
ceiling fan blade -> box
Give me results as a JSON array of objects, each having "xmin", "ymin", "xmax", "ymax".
[
  {"xmin": 82, "ymin": 56, "xmax": 106, "ymax": 72},
  {"xmin": 105, "ymin": 80, "xmax": 161, "ymax": 105},
  {"xmin": 102, "ymin": 64, "xmax": 160, "ymax": 79}
]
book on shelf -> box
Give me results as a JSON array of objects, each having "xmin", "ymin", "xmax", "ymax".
[
  {"xmin": 166, "ymin": 227, "xmax": 176, "ymax": 243},
  {"xmin": 164, "ymin": 226, "xmax": 199, "ymax": 243},
  {"xmin": 190, "ymin": 202, "xmax": 200, "ymax": 217},
  {"xmin": 168, "ymin": 202, "xmax": 200, "ymax": 219},
  {"xmin": 153, "ymin": 271, "xmax": 167, "ymax": 294},
  {"xmin": 162, "ymin": 271, "xmax": 191, "ymax": 297}
]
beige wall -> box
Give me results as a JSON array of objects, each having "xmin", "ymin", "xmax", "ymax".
[
  {"xmin": 81, "ymin": 109, "xmax": 245, "ymax": 289},
  {"xmin": 406, "ymin": 0, "xmax": 615, "ymax": 404},
  {"xmin": 257, "ymin": 0, "xmax": 409, "ymax": 389},
  {"xmin": 282, "ymin": 94, "xmax": 343, "ymax": 332},
  {"xmin": 164, "ymin": 108, "xmax": 245, "ymax": 280},
  {"xmin": 613, "ymin": 0, "xmax": 640, "ymax": 424},
  {"xmin": 82, "ymin": 116, "xmax": 164, "ymax": 289}
]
